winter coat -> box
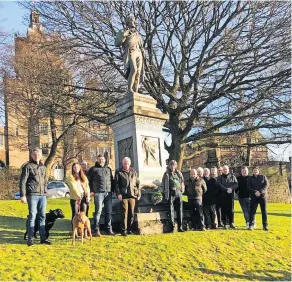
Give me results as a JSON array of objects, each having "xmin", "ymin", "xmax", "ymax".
[
  {"xmin": 115, "ymin": 168, "xmax": 140, "ymax": 199},
  {"xmin": 203, "ymin": 176, "xmax": 219, "ymax": 205},
  {"xmin": 186, "ymin": 177, "xmax": 207, "ymax": 200},
  {"xmin": 162, "ymin": 169, "xmax": 185, "ymax": 201},
  {"xmin": 247, "ymin": 174, "xmax": 269, "ymax": 198},
  {"xmin": 66, "ymin": 175, "xmax": 90, "ymax": 200},
  {"xmin": 87, "ymin": 162, "xmax": 114, "ymax": 193},
  {"xmin": 236, "ymin": 175, "xmax": 250, "ymax": 199},
  {"xmin": 19, "ymin": 161, "xmax": 47, "ymax": 197},
  {"xmin": 217, "ymin": 173, "xmax": 238, "ymax": 197}
]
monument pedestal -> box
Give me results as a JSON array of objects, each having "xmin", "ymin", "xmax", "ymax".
[
  {"xmin": 107, "ymin": 92, "xmax": 194, "ymax": 234},
  {"xmin": 108, "ymin": 92, "xmax": 168, "ymax": 187}
]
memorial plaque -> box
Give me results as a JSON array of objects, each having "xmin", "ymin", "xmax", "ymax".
[
  {"xmin": 141, "ymin": 136, "xmax": 161, "ymax": 167},
  {"xmin": 118, "ymin": 137, "xmax": 134, "ymax": 167}
]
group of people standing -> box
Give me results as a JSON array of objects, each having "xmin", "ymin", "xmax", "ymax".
[
  {"xmin": 162, "ymin": 160, "xmax": 269, "ymax": 232},
  {"xmin": 67, "ymin": 155, "xmax": 140, "ymax": 237},
  {"xmin": 20, "ymin": 148, "xmax": 269, "ymax": 247},
  {"xmin": 20, "ymin": 149, "xmax": 140, "ymax": 246}
]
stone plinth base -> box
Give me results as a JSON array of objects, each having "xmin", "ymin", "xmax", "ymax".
[
  {"xmin": 95, "ymin": 199, "xmax": 192, "ymax": 235},
  {"xmin": 136, "ymin": 210, "xmax": 191, "ymax": 235},
  {"xmin": 108, "ymin": 92, "xmax": 168, "ymax": 187}
]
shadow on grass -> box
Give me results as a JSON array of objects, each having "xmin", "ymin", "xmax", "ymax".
[
  {"xmin": 265, "ymin": 212, "xmax": 291, "ymax": 217},
  {"xmin": 0, "ymin": 215, "xmax": 72, "ymax": 244},
  {"xmin": 0, "ymin": 230, "xmax": 26, "ymax": 244},
  {"xmin": 197, "ymin": 268, "xmax": 291, "ymax": 281},
  {"xmin": 234, "ymin": 211, "xmax": 291, "ymax": 217}
]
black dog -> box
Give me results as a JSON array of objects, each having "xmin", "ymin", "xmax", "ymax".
[{"xmin": 24, "ymin": 209, "xmax": 65, "ymax": 240}]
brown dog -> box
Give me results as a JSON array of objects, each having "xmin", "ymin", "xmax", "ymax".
[{"xmin": 72, "ymin": 212, "xmax": 92, "ymax": 245}]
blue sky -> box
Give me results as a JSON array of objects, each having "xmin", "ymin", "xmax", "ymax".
[
  {"xmin": 0, "ymin": 1, "xmax": 28, "ymax": 38},
  {"xmin": 0, "ymin": 1, "xmax": 290, "ymax": 161}
]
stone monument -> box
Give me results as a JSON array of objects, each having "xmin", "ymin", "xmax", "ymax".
[
  {"xmin": 109, "ymin": 92, "xmax": 168, "ymax": 187},
  {"xmin": 112, "ymin": 14, "xmax": 168, "ymax": 185},
  {"xmin": 107, "ymin": 15, "xmax": 182, "ymax": 234},
  {"xmin": 114, "ymin": 15, "xmax": 145, "ymax": 95}
]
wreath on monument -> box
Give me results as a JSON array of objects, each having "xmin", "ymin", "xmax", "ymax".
[{"xmin": 150, "ymin": 191, "xmax": 163, "ymax": 205}]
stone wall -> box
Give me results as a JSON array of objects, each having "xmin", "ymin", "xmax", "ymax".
[{"xmin": 259, "ymin": 165, "xmax": 291, "ymax": 204}]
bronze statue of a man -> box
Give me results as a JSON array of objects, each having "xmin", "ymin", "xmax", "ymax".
[{"xmin": 115, "ymin": 15, "xmax": 144, "ymax": 94}]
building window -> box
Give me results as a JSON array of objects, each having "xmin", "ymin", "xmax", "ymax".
[
  {"xmin": 90, "ymin": 148, "xmax": 97, "ymax": 160},
  {"xmin": 40, "ymin": 123, "xmax": 48, "ymax": 136},
  {"xmin": 98, "ymin": 127, "xmax": 109, "ymax": 140},
  {"xmin": 98, "ymin": 147, "xmax": 104, "ymax": 156},
  {"xmin": 0, "ymin": 134, "xmax": 3, "ymax": 147},
  {"xmin": 105, "ymin": 147, "xmax": 111, "ymax": 159},
  {"xmin": 91, "ymin": 132, "xmax": 99, "ymax": 141},
  {"xmin": 41, "ymin": 143, "xmax": 49, "ymax": 155}
]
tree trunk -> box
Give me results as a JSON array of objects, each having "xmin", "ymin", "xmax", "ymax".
[
  {"xmin": 63, "ymin": 163, "xmax": 67, "ymax": 180},
  {"xmin": 246, "ymin": 145, "xmax": 251, "ymax": 167},
  {"xmin": 45, "ymin": 141, "xmax": 58, "ymax": 175},
  {"xmin": 167, "ymin": 136, "xmax": 186, "ymax": 171},
  {"xmin": 44, "ymin": 113, "xmax": 58, "ymax": 177},
  {"xmin": 165, "ymin": 113, "xmax": 187, "ymax": 171}
]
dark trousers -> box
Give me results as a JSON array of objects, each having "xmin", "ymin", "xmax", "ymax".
[
  {"xmin": 189, "ymin": 199, "xmax": 205, "ymax": 229},
  {"xmin": 94, "ymin": 192, "xmax": 112, "ymax": 232},
  {"xmin": 203, "ymin": 204, "xmax": 216, "ymax": 228},
  {"xmin": 121, "ymin": 198, "xmax": 136, "ymax": 232},
  {"xmin": 221, "ymin": 194, "xmax": 234, "ymax": 225},
  {"xmin": 216, "ymin": 201, "xmax": 223, "ymax": 226},
  {"xmin": 169, "ymin": 194, "xmax": 183, "ymax": 229},
  {"xmin": 70, "ymin": 197, "xmax": 89, "ymax": 220},
  {"xmin": 27, "ymin": 195, "xmax": 46, "ymax": 241},
  {"xmin": 250, "ymin": 197, "xmax": 268, "ymax": 227},
  {"xmin": 239, "ymin": 197, "xmax": 251, "ymax": 224}
]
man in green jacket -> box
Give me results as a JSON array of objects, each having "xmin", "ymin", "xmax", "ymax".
[
  {"xmin": 162, "ymin": 160, "xmax": 185, "ymax": 233},
  {"xmin": 115, "ymin": 157, "xmax": 140, "ymax": 236}
]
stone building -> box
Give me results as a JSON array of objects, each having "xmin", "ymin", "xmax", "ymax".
[
  {"xmin": 183, "ymin": 131, "xmax": 269, "ymax": 170},
  {"xmin": 2, "ymin": 10, "xmax": 114, "ymax": 178}
]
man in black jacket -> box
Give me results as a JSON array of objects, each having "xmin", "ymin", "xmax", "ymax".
[
  {"xmin": 217, "ymin": 165, "xmax": 238, "ymax": 229},
  {"xmin": 186, "ymin": 169, "xmax": 207, "ymax": 231},
  {"xmin": 236, "ymin": 166, "xmax": 251, "ymax": 229},
  {"xmin": 203, "ymin": 167, "xmax": 219, "ymax": 229},
  {"xmin": 115, "ymin": 157, "xmax": 140, "ymax": 236},
  {"xmin": 19, "ymin": 148, "xmax": 50, "ymax": 246},
  {"xmin": 216, "ymin": 166, "xmax": 224, "ymax": 227},
  {"xmin": 247, "ymin": 166, "xmax": 269, "ymax": 231},
  {"xmin": 87, "ymin": 155, "xmax": 115, "ymax": 236}
]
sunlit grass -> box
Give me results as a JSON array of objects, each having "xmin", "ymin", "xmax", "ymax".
[{"xmin": 0, "ymin": 199, "xmax": 290, "ymax": 281}]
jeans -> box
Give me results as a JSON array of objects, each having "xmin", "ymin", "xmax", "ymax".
[
  {"xmin": 189, "ymin": 199, "xmax": 205, "ymax": 229},
  {"xmin": 94, "ymin": 192, "xmax": 113, "ymax": 232},
  {"xmin": 203, "ymin": 204, "xmax": 216, "ymax": 228},
  {"xmin": 169, "ymin": 193, "xmax": 183, "ymax": 229},
  {"xmin": 121, "ymin": 198, "xmax": 136, "ymax": 232},
  {"xmin": 239, "ymin": 197, "xmax": 251, "ymax": 224},
  {"xmin": 27, "ymin": 195, "xmax": 46, "ymax": 241},
  {"xmin": 250, "ymin": 196, "xmax": 268, "ymax": 228},
  {"xmin": 221, "ymin": 194, "xmax": 234, "ymax": 225}
]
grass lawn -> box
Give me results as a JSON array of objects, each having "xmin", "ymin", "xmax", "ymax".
[{"xmin": 0, "ymin": 199, "xmax": 290, "ymax": 281}]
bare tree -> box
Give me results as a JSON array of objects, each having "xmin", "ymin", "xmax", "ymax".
[
  {"xmin": 0, "ymin": 28, "xmax": 12, "ymax": 123},
  {"xmin": 21, "ymin": 1, "xmax": 291, "ymax": 169},
  {"xmin": 4, "ymin": 32, "xmax": 115, "ymax": 171}
]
